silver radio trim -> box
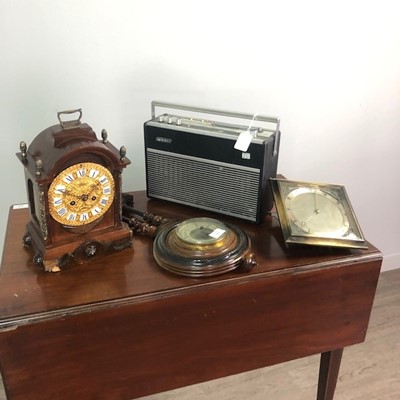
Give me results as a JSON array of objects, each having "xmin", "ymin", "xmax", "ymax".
[{"xmin": 150, "ymin": 101, "xmax": 280, "ymax": 156}]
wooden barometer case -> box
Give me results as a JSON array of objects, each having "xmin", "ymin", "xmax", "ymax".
[{"xmin": 17, "ymin": 109, "xmax": 132, "ymax": 272}]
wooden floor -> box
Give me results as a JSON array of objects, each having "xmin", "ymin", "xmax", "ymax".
[{"xmin": 0, "ymin": 269, "xmax": 399, "ymax": 400}]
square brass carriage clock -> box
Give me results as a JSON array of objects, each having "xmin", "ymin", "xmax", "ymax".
[
  {"xmin": 271, "ymin": 178, "xmax": 367, "ymax": 249},
  {"xmin": 17, "ymin": 109, "xmax": 132, "ymax": 272}
]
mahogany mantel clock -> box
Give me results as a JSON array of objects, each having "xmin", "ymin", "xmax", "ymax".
[{"xmin": 17, "ymin": 109, "xmax": 132, "ymax": 272}]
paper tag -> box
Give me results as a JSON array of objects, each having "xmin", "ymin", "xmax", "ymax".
[
  {"xmin": 209, "ymin": 228, "xmax": 226, "ymax": 239},
  {"xmin": 234, "ymin": 130, "xmax": 253, "ymax": 152}
]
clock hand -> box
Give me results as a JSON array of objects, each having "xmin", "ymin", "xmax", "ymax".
[
  {"xmin": 313, "ymin": 193, "xmax": 320, "ymax": 215},
  {"xmin": 63, "ymin": 186, "xmax": 92, "ymax": 202},
  {"xmin": 78, "ymin": 181, "xmax": 100, "ymax": 199},
  {"xmin": 62, "ymin": 189, "xmax": 81, "ymax": 199}
]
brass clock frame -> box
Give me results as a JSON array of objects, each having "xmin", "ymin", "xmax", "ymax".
[{"xmin": 271, "ymin": 178, "xmax": 367, "ymax": 249}]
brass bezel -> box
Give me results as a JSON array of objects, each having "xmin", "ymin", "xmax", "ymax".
[{"xmin": 271, "ymin": 178, "xmax": 367, "ymax": 249}]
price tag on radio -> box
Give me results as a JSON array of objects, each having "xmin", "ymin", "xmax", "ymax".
[{"xmin": 234, "ymin": 130, "xmax": 253, "ymax": 152}]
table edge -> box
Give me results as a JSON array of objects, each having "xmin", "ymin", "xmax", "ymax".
[{"xmin": 0, "ymin": 251, "xmax": 382, "ymax": 330}]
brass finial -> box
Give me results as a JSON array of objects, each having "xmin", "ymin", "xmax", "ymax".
[
  {"xmin": 120, "ymin": 146, "xmax": 126, "ymax": 160},
  {"xmin": 20, "ymin": 141, "xmax": 27, "ymax": 160},
  {"xmin": 101, "ymin": 129, "xmax": 108, "ymax": 143}
]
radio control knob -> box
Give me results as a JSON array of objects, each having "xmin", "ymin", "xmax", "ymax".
[
  {"xmin": 167, "ymin": 117, "xmax": 173, "ymax": 124},
  {"xmin": 176, "ymin": 118, "xmax": 182, "ymax": 126}
]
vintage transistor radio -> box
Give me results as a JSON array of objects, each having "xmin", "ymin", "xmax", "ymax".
[{"xmin": 144, "ymin": 101, "xmax": 281, "ymax": 224}]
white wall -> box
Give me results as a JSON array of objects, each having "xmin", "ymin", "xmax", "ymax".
[{"xmin": 0, "ymin": 0, "xmax": 399, "ymax": 271}]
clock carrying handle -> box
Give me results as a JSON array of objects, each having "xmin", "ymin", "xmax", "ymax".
[{"xmin": 57, "ymin": 108, "xmax": 82, "ymax": 130}]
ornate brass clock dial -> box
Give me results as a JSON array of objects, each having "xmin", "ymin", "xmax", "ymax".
[
  {"xmin": 271, "ymin": 178, "xmax": 367, "ymax": 249},
  {"xmin": 48, "ymin": 162, "xmax": 115, "ymax": 227}
]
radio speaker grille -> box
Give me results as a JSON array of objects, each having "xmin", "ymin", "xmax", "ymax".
[{"xmin": 146, "ymin": 150, "xmax": 261, "ymax": 221}]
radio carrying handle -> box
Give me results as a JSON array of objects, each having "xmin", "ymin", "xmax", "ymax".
[{"xmin": 151, "ymin": 101, "xmax": 280, "ymax": 157}]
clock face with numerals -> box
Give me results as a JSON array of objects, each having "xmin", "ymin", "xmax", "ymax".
[{"xmin": 48, "ymin": 162, "xmax": 115, "ymax": 227}]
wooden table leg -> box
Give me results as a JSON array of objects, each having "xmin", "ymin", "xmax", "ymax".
[{"xmin": 316, "ymin": 348, "xmax": 344, "ymax": 400}]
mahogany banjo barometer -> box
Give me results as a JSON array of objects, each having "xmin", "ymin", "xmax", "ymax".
[{"xmin": 17, "ymin": 109, "xmax": 132, "ymax": 272}]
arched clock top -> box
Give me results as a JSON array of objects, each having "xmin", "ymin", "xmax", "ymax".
[{"xmin": 17, "ymin": 113, "xmax": 130, "ymax": 183}]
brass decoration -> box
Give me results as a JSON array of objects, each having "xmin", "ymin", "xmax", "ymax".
[
  {"xmin": 101, "ymin": 129, "xmax": 108, "ymax": 143},
  {"xmin": 38, "ymin": 187, "xmax": 48, "ymax": 240},
  {"xmin": 20, "ymin": 141, "xmax": 27, "ymax": 160},
  {"xmin": 119, "ymin": 146, "xmax": 127, "ymax": 161},
  {"xmin": 35, "ymin": 159, "xmax": 43, "ymax": 177}
]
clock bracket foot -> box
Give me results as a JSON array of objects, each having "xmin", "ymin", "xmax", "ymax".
[{"xmin": 23, "ymin": 233, "xmax": 132, "ymax": 272}]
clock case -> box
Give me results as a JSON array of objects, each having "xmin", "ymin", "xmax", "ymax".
[
  {"xmin": 17, "ymin": 110, "xmax": 132, "ymax": 272},
  {"xmin": 271, "ymin": 178, "xmax": 367, "ymax": 249}
]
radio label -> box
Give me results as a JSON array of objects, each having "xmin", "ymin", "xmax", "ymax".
[{"xmin": 156, "ymin": 137, "xmax": 173, "ymax": 144}]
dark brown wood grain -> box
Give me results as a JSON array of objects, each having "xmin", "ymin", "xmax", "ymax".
[{"xmin": 0, "ymin": 191, "xmax": 382, "ymax": 400}]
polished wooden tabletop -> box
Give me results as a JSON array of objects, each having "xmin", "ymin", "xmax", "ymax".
[{"xmin": 0, "ymin": 191, "xmax": 381, "ymax": 328}]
